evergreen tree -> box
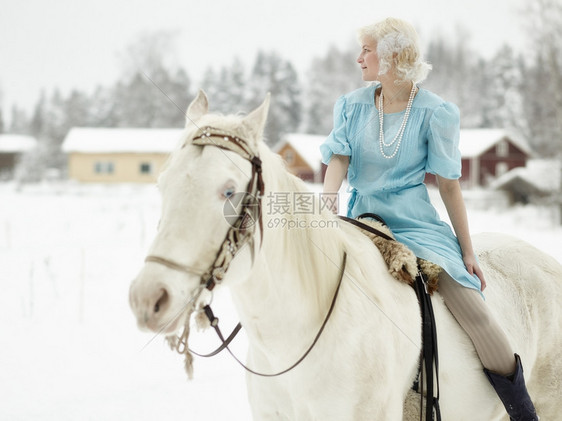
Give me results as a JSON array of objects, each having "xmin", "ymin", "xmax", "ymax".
[
  {"xmin": 520, "ymin": 55, "xmax": 557, "ymax": 156},
  {"xmin": 89, "ymin": 85, "xmax": 118, "ymax": 127},
  {"xmin": 201, "ymin": 66, "xmax": 222, "ymax": 110},
  {"xmin": 29, "ymin": 91, "xmax": 47, "ymax": 139},
  {"xmin": 9, "ymin": 105, "xmax": 29, "ymax": 134},
  {"xmin": 16, "ymin": 91, "xmax": 57, "ymax": 182},
  {"xmin": 480, "ymin": 45, "xmax": 524, "ymax": 130},
  {"xmin": 64, "ymin": 89, "xmax": 93, "ymax": 129},
  {"xmin": 516, "ymin": 0, "xmax": 562, "ymax": 221},
  {"xmin": 201, "ymin": 66, "xmax": 232, "ymax": 115},
  {"xmin": 228, "ymin": 57, "xmax": 247, "ymax": 112},
  {"xmin": 47, "ymin": 89, "xmax": 70, "ymax": 146},
  {"xmin": 166, "ymin": 68, "xmax": 192, "ymax": 125},
  {"xmin": 246, "ymin": 51, "xmax": 302, "ymax": 145},
  {"xmin": 525, "ymin": 0, "xmax": 562, "ymax": 160},
  {"xmin": 145, "ymin": 66, "xmax": 191, "ymax": 127},
  {"xmin": 521, "ymin": 0, "xmax": 562, "ymax": 157},
  {"xmin": 110, "ymin": 65, "xmax": 191, "ymax": 128},
  {"xmin": 112, "ymin": 71, "xmax": 156, "ymax": 127},
  {"xmin": 201, "ymin": 57, "xmax": 248, "ymax": 116}
]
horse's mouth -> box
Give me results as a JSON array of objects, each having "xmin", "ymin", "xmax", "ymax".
[
  {"xmin": 137, "ymin": 300, "xmax": 188, "ymax": 336},
  {"xmin": 158, "ymin": 313, "xmax": 184, "ymax": 335}
]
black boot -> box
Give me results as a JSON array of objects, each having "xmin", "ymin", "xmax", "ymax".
[{"xmin": 484, "ymin": 354, "xmax": 539, "ymax": 421}]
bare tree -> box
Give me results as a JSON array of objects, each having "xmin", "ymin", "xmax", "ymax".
[
  {"xmin": 112, "ymin": 30, "xmax": 192, "ymax": 127},
  {"xmin": 522, "ymin": 0, "xmax": 562, "ymax": 222},
  {"xmin": 117, "ymin": 30, "xmax": 182, "ymax": 81}
]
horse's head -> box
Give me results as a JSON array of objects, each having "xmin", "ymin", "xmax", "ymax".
[{"xmin": 129, "ymin": 90, "xmax": 270, "ymax": 335}]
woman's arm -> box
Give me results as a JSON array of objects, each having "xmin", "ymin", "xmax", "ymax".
[
  {"xmin": 322, "ymin": 154, "xmax": 349, "ymax": 214},
  {"xmin": 436, "ymin": 175, "xmax": 487, "ymax": 291}
]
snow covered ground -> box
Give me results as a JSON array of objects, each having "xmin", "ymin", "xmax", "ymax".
[{"xmin": 1, "ymin": 182, "xmax": 560, "ymax": 420}]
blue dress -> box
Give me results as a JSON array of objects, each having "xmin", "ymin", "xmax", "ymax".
[{"xmin": 320, "ymin": 84, "xmax": 481, "ymax": 292}]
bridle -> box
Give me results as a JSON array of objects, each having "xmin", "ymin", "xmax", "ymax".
[
  {"xmin": 146, "ymin": 126, "xmax": 264, "ymax": 291},
  {"xmin": 144, "ymin": 125, "xmax": 347, "ymax": 378}
]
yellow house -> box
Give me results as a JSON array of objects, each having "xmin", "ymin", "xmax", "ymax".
[{"xmin": 62, "ymin": 128, "xmax": 183, "ymax": 183}]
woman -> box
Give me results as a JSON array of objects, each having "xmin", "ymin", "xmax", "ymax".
[{"xmin": 321, "ymin": 17, "xmax": 538, "ymax": 420}]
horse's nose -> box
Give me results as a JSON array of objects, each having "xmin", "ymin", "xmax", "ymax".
[
  {"xmin": 129, "ymin": 283, "xmax": 171, "ymax": 331},
  {"xmin": 152, "ymin": 288, "xmax": 169, "ymax": 315}
]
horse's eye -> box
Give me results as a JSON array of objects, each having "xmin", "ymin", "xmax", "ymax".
[{"xmin": 223, "ymin": 187, "xmax": 235, "ymax": 199}]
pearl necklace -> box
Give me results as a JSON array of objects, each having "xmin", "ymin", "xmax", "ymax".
[{"xmin": 378, "ymin": 82, "xmax": 417, "ymax": 159}]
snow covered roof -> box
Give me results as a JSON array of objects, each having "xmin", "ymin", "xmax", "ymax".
[
  {"xmin": 273, "ymin": 133, "xmax": 326, "ymax": 173},
  {"xmin": 491, "ymin": 159, "xmax": 561, "ymax": 193},
  {"xmin": 459, "ymin": 129, "xmax": 532, "ymax": 158},
  {"xmin": 0, "ymin": 134, "xmax": 37, "ymax": 153},
  {"xmin": 62, "ymin": 128, "xmax": 184, "ymax": 154}
]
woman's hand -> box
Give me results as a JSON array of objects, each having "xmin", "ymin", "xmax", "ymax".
[{"xmin": 463, "ymin": 254, "xmax": 487, "ymax": 291}]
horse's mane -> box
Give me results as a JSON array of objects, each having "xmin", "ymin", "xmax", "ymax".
[{"xmin": 256, "ymin": 141, "xmax": 380, "ymax": 314}]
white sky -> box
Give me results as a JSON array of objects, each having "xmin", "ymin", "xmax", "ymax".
[{"xmin": 0, "ymin": 0, "xmax": 527, "ymax": 117}]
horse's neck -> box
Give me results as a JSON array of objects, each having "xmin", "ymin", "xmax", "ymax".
[{"xmin": 229, "ymin": 147, "xmax": 346, "ymax": 350}]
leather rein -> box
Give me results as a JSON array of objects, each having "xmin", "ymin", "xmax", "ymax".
[{"xmin": 144, "ymin": 126, "xmax": 347, "ymax": 377}]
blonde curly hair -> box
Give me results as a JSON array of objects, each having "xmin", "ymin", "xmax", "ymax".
[{"xmin": 358, "ymin": 18, "xmax": 431, "ymax": 83}]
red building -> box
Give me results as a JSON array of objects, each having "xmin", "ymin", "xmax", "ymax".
[{"xmin": 426, "ymin": 129, "xmax": 532, "ymax": 188}]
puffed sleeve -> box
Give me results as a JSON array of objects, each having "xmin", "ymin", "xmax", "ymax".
[
  {"xmin": 320, "ymin": 95, "xmax": 352, "ymax": 164},
  {"xmin": 426, "ymin": 102, "xmax": 462, "ymax": 179}
]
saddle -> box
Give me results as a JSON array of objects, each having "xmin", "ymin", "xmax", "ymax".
[{"xmin": 341, "ymin": 214, "xmax": 441, "ymax": 295}]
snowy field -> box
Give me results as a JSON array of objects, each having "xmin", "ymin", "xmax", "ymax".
[{"xmin": 1, "ymin": 182, "xmax": 561, "ymax": 421}]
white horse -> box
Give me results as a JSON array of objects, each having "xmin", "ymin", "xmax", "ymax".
[{"xmin": 129, "ymin": 91, "xmax": 562, "ymax": 420}]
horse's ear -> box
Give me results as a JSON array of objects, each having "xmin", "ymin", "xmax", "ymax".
[
  {"xmin": 185, "ymin": 90, "xmax": 208, "ymax": 127},
  {"xmin": 243, "ymin": 93, "xmax": 270, "ymax": 144}
]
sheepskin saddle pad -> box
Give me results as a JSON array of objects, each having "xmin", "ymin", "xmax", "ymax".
[{"xmin": 348, "ymin": 215, "xmax": 441, "ymax": 295}]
